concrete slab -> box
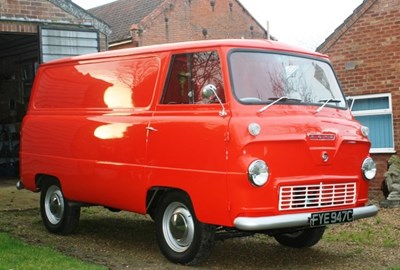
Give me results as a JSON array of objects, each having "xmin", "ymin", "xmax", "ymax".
[{"xmin": 380, "ymin": 199, "xmax": 400, "ymax": 208}]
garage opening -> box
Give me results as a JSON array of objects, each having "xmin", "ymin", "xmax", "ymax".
[
  {"xmin": 0, "ymin": 32, "xmax": 38, "ymax": 178},
  {"xmin": 0, "ymin": 27, "xmax": 101, "ymax": 178}
]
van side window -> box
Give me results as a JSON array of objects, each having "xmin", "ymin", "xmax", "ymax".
[{"xmin": 161, "ymin": 51, "xmax": 225, "ymax": 104}]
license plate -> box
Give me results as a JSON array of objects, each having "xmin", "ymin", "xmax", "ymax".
[{"xmin": 310, "ymin": 209, "xmax": 353, "ymax": 227}]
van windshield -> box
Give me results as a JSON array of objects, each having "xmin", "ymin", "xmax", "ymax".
[{"xmin": 229, "ymin": 51, "xmax": 347, "ymax": 109}]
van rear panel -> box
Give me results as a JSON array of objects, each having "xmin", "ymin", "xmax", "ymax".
[{"xmin": 21, "ymin": 54, "xmax": 161, "ymax": 212}]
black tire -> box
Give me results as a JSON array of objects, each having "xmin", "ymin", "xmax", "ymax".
[
  {"xmin": 274, "ymin": 227, "xmax": 326, "ymax": 248},
  {"xmin": 40, "ymin": 180, "xmax": 80, "ymax": 235},
  {"xmin": 154, "ymin": 191, "xmax": 215, "ymax": 265}
]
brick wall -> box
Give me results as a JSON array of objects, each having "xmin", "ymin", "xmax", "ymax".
[
  {"xmin": 136, "ymin": 0, "xmax": 266, "ymax": 46},
  {"xmin": 0, "ymin": 0, "xmax": 78, "ymax": 25},
  {"xmin": 318, "ymin": 0, "xmax": 400, "ymax": 194},
  {"xmin": 0, "ymin": 21, "xmax": 37, "ymax": 33},
  {"xmin": 99, "ymin": 34, "xmax": 108, "ymax": 52},
  {"xmin": 0, "ymin": 0, "xmax": 108, "ymax": 51}
]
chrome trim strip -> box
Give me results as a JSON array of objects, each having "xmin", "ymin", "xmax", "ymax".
[{"xmin": 233, "ymin": 205, "xmax": 378, "ymax": 231}]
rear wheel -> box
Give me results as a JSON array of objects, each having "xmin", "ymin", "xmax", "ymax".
[
  {"xmin": 154, "ymin": 191, "xmax": 215, "ymax": 265},
  {"xmin": 274, "ymin": 227, "xmax": 326, "ymax": 248},
  {"xmin": 40, "ymin": 180, "xmax": 80, "ymax": 235}
]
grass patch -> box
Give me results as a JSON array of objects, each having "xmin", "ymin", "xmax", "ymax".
[
  {"xmin": 0, "ymin": 232, "xmax": 106, "ymax": 270},
  {"xmin": 324, "ymin": 217, "xmax": 399, "ymax": 249},
  {"xmin": 324, "ymin": 222, "xmax": 375, "ymax": 244}
]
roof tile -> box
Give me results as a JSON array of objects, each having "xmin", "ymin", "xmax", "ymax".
[{"xmin": 89, "ymin": 0, "xmax": 164, "ymax": 43}]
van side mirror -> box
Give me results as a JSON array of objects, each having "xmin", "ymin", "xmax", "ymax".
[{"xmin": 202, "ymin": 84, "xmax": 227, "ymax": 117}]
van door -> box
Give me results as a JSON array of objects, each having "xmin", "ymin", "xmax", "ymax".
[
  {"xmin": 146, "ymin": 50, "xmax": 231, "ymax": 224},
  {"xmin": 57, "ymin": 56, "xmax": 160, "ymax": 212}
]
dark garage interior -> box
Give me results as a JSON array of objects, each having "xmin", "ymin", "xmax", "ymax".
[{"xmin": 0, "ymin": 32, "xmax": 39, "ymax": 177}]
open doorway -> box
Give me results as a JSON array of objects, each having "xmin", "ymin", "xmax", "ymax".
[{"xmin": 0, "ymin": 32, "xmax": 39, "ymax": 178}]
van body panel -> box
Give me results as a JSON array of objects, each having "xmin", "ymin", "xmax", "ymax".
[
  {"xmin": 21, "ymin": 53, "xmax": 163, "ymax": 213},
  {"xmin": 226, "ymin": 106, "xmax": 371, "ymax": 221},
  {"xmin": 21, "ymin": 110, "xmax": 153, "ymax": 212},
  {"xmin": 146, "ymin": 106, "xmax": 231, "ymax": 225}
]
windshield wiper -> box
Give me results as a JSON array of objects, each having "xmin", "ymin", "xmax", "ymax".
[
  {"xmin": 315, "ymin": 98, "xmax": 341, "ymax": 113},
  {"xmin": 258, "ymin": 96, "xmax": 302, "ymax": 114}
]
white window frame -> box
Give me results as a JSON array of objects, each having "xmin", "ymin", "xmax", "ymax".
[{"xmin": 349, "ymin": 93, "xmax": 395, "ymax": 154}]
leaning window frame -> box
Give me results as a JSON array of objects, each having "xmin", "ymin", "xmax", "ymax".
[{"xmin": 349, "ymin": 93, "xmax": 395, "ymax": 153}]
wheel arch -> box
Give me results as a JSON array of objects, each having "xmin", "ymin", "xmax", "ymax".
[
  {"xmin": 146, "ymin": 187, "xmax": 191, "ymax": 217},
  {"xmin": 35, "ymin": 174, "xmax": 60, "ymax": 191}
]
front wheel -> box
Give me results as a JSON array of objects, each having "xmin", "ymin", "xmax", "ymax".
[
  {"xmin": 274, "ymin": 227, "xmax": 326, "ymax": 248},
  {"xmin": 154, "ymin": 191, "xmax": 215, "ymax": 265},
  {"xmin": 40, "ymin": 181, "xmax": 80, "ymax": 235}
]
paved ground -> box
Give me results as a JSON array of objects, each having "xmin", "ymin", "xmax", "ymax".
[{"xmin": 0, "ymin": 178, "xmax": 39, "ymax": 211}]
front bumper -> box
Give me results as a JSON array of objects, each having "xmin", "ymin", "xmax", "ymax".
[{"xmin": 234, "ymin": 205, "xmax": 378, "ymax": 231}]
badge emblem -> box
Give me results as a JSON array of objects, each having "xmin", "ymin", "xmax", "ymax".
[{"xmin": 322, "ymin": 152, "xmax": 329, "ymax": 162}]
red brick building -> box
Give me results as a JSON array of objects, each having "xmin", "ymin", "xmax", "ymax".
[
  {"xmin": 0, "ymin": 0, "xmax": 110, "ymax": 177},
  {"xmin": 317, "ymin": 0, "xmax": 400, "ymax": 195},
  {"xmin": 89, "ymin": 0, "xmax": 271, "ymax": 50}
]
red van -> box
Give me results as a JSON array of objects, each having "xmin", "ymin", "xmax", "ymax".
[{"xmin": 18, "ymin": 39, "xmax": 378, "ymax": 265}]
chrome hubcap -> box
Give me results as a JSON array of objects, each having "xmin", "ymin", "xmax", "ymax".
[
  {"xmin": 163, "ymin": 202, "xmax": 194, "ymax": 253},
  {"xmin": 45, "ymin": 185, "xmax": 64, "ymax": 225}
]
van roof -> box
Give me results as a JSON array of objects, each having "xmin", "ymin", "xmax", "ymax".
[{"xmin": 44, "ymin": 39, "xmax": 328, "ymax": 65}]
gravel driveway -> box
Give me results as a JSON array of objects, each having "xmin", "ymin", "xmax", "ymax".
[{"xmin": 0, "ymin": 178, "xmax": 399, "ymax": 270}]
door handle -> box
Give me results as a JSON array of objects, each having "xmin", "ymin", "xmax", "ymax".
[{"xmin": 146, "ymin": 126, "xmax": 158, "ymax": 132}]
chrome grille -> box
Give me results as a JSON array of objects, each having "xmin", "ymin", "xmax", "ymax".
[{"xmin": 279, "ymin": 182, "xmax": 356, "ymax": 211}]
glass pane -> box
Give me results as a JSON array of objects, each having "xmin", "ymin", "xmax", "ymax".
[
  {"xmin": 352, "ymin": 97, "xmax": 389, "ymax": 111},
  {"xmin": 42, "ymin": 29, "xmax": 97, "ymax": 39},
  {"xmin": 42, "ymin": 45, "xmax": 97, "ymax": 56},
  {"xmin": 161, "ymin": 51, "xmax": 224, "ymax": 104},
  {"xmin": 40, "ymin": 28, "xmax": 99, "ymax": 63},
  {"xmin": 161, "ymin": 54, "xmax": 190, "ymax": 104},
  {"xmin": 229, "ymin": 51, "xmax": 346, "ymax": 108},
  {"xmin": 191, "ymin": 51, "xmax": 225, "ymax": 104},
  {"xmin": 355, "ymin": 114, "xmax": 393, "ymax": 148},
  {"xmin": 41, "ymin": 36, "xmax": 98, "ymax": 47}
]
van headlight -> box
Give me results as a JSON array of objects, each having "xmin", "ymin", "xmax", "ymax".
[
  {"xmin": 248, "ymin": 160, "xmax": 269, "ymax": 187},
  {"xmin": 362, "ymin": 157, "xmax": 376, "ymax": 181},
  {"xmin": 361, "ymin": 126, "xmax": 369, "ymax": 137}
]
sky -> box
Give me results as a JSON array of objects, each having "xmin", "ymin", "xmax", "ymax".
[{"xmin": 72, "ymin": 0, "xmax": 364, "ymax": 50}]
